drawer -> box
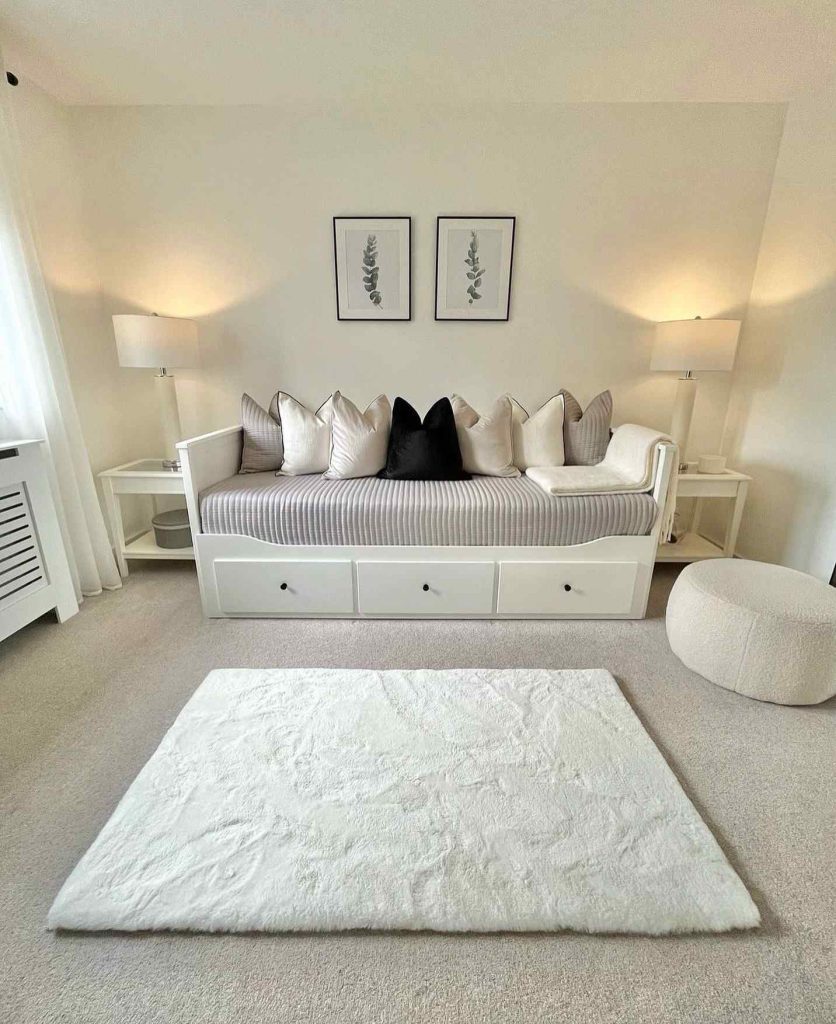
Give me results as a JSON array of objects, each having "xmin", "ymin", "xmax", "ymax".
[
  {"xmin": 497, "ymin": 560, "xmax": 639, "ymax": 616},
  {"xmin": 357, "ymin": 561, "xmax": 495, "ymax": 616},
  {"xmin": 214, "ymin": 559, "xmax": 354, "ymax": 615}
]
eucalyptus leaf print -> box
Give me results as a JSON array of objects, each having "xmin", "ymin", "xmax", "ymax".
[
  {"xmin": 464, "ymin": 230, "xmax": 485, "ymax": 304},
  {"xmin": 362, "ymin": 234, "xmax": 382, "ymax": 307}
]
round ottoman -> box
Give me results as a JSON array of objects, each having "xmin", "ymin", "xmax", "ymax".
[{"xmin": 666, "ymin": 559, "xmax": 836, "ymax": 705}]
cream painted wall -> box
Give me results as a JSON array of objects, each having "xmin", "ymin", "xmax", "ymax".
[
  {"xmin": 722, "ymin": 89, "xmax": 836, "ymax": 580},
  {"xmin": 13, "ymin": 78, "xmax": 163, "ymax": 473},
  {"xmin": 68, "ymin": 103, "xmax": 784, "ymax": 462}
]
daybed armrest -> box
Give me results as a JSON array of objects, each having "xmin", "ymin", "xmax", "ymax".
[
  {"xmin": 650, "ymin": 439, "xmax": 678, "ymax": 540},
  {"xmin": 177, "ymin": 426, "xmax": 242, "ymax": 537}
]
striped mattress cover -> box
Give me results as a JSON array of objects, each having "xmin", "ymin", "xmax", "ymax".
[{"xmin": 199, "ymin": 472, "xmax": 658, "ymax": 547}]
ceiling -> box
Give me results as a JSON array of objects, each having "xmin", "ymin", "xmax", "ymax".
[{"xmin": 2, "ymin": 0, "xmax": 835, "ymax": 106}]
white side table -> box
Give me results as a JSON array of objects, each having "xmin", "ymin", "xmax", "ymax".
[
  {"xmin": 99, "ymin": 459, "xmax": 194, "ymax": 578},
  {"xmin": 657, "ymin": 468, "xmax": 751, "ymax": 563}
]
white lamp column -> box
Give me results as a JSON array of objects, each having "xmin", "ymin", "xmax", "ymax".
[
  {"xmin": 651, "ymin": 317, "xmax": 741, "ymax": 468},
  {"xmin": 113, "ymin": 314, "xmax": 199, "ymax": 469},
  {"xmin": 668, "ymin": 374, "xmax": 698, "ymax": 453},
  {"xmin": 154, "ymin": 371, "xmax": 183, "ymax": 467}
]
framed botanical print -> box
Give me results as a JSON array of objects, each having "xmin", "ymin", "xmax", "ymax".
[
  {"xmin": 435, "ymin": 216, "xmax": 515, "ymax": 321},
  {"xmin": 333, "ymin": 216, "xmax": 411, "ymax": 321}
]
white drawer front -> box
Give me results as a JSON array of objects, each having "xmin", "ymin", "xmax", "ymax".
[
  {"xmin": 215, "ymin": 559, "xmax": 354, "ymax": 615},
  {"xmin": 497, "ymin": 560, "xmax": 638, "ymax": 615},
  {"xmin": 357, "ymin": 561, "xmax": 495, "ymax": 616}
]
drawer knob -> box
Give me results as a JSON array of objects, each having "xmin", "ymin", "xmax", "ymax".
[
  {"xmin": 563, "ymin": 583, "xmax": 572, "ymax": 592},
  {"xmin": 422, "ymin": 583, "xmax": 430, "ymax": 592},
  {"xmin": 280, "ymin": 582, "xmax": 288, "ymax": 591}
]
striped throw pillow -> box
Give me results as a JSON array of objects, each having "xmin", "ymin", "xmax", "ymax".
[
  {"xmin": 560, "ymin": 389, "xmax": 612, "ymax": 465},
  {"xmin": 239, "ymin": 393, "xmax": 283, "ymax": 473}
]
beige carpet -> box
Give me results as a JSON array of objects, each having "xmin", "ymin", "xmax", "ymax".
[{"xmin": 1, "ymin": 562, "xmax": 833, "ymax": 1023}]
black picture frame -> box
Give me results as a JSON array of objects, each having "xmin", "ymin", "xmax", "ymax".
[
  {"xmin": 333, "ymin": 216, "xmax": 412, "ymax": 322},
  {"xmin": 435, "ymin": 216, "xmax": 516, "ymax": 322}
]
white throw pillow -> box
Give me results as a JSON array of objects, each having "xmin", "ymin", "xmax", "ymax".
[
  {"xmin": 278, "ymin": 392, "xmax": 334, "ymax": 475},
  {"xmin": 508, "ymin": 394, "xmax": 565, "ymax": 469},
  {"xmin": 450, "ymin": 395, "xmax": 519, "ymax": 477},
  {"xmin": 325, "ymin": 392, "xmax": 392, "ymax": 479}
]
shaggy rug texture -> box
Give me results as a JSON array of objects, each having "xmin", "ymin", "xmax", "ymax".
[{"xmin": 48, "ymin": 667, "xmax": 758, "ymax": 935}]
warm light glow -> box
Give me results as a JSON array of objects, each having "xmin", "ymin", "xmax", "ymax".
[
  {"xmin": 559, "ymin": 261, "xmax": 745, "ymax": 328},
  {"xmin": 624, "ymin": 276, "xmax": 728, "ymax": 323},
  {"xmin": 749, "ymin": 255, "xmax": 835, "ymax": 306},
  {"xmin": 110, "ymin": 244, "xmax": 275, "ymax": 318}
]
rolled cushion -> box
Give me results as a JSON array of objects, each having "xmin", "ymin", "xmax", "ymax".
[{"xmin": 666, "ymin": 559, "xmax": 836, "ymax": 705}]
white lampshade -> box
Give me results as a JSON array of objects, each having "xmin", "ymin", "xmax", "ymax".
[
  {"xmin": 113, "ymin": 314, "xmax": 199, "ymax": 369},
  {"xmin": 651, "ymin": 318, "xmax": 741, "ymax": 373}
]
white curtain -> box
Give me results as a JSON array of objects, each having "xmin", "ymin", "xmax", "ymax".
[{"xmin": 0, "ymin": 58, "xmax": 121, "ymax": 598}]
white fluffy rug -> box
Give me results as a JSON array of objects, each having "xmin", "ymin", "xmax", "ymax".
[{"xmin": 48, "ymin": 668, "xmax": 759, "ymax": 935}]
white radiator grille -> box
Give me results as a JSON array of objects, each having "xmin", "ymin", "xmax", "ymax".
[{"xmin": 0, "ymin": 482, "xmax": 47, "ymax": 610}]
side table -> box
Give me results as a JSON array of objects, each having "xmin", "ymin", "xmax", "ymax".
[
  {"xmin": 657, "ymin": 468, "xmax": 751, "ymax": 563},
  {"xmin": 99, "ymin": 459, "xmax": 194, "ymax": 577}
]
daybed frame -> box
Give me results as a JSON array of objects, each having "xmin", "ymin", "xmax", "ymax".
[{"xmin": 178, "ymin": 427, "xmax": 677, "ymax": 620}]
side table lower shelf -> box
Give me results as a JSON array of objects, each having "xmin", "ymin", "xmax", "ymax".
[
  {"xmin": 124, "ymin": 530, "xmax": 195, "ymax": 561},
  {"xmin": 656, "ymin": 532, "xmax": 728, "ymax": 563}
]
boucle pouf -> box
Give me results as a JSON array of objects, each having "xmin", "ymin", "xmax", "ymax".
[{"xmin": 666, "ymin": 559, "xmax": 836, "ymax": 705}]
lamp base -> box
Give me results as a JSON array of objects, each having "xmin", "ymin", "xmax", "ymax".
[
  {"xmin": 670, "ymin": 376, "xmax": 697, "ymax": 471},
  {"xmin": 154, "ymin": 371, "xmax": 183, "ymax": 467}
]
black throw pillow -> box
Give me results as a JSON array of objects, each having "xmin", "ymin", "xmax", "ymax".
[{"xmin": 378, "ymin": 397, "xmax": 470, "ymax": 481}]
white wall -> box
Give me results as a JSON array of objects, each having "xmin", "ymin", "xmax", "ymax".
[
  {"xmin": 13, "ymin": 78, "xmax": 163, "ymax": 473},
  {"xmin": 722, "ymin": 89, "xmax": 836, "ymax": 580},
  {"xmin": 68, "ymin": 102, "xmax": 784, "ymax": 461},
  {"xmin": 35, "ymin": 92, "xmax": 836, "ymax": 580}
]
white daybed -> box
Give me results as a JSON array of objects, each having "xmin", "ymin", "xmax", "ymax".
[{"xmin": 178, "ymin": 426, "xmax": 676, "ymax": 620}]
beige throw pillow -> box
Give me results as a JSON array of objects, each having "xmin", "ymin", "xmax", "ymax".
[
  {"xmin": 450, "ymin": 395, "xmax": 519, "ymax": 477},
  {"xmin": 507, "ymin": 394, "xmax": 565, "ymax": 469},
  {"xmin": 325, "ymin": 392, "xmax": 392, "ymax": 479},
  {"xmin": 278, "ymin": 392, "xmax": 334, "ymax": 475}
]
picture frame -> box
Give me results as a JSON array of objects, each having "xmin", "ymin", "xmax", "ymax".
[
  {"xmin": 333, "ymin": 216, "xmax": 411, "ymax": 321},
  {"xmin": 435, "ymin": 216, "xmax": 516, "ymax": 321}
]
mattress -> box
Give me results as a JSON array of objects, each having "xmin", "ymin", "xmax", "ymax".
[{"xmin": 199, "ymin": 472, "xmax": 657, "ymax": 547}]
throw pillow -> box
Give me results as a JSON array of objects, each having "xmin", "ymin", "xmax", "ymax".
[
  {"xmin": 239, "ymin": 393, "xmax": 283, "ymax": 474},
  {"xmin": 560, "ymin": 389, "xmax": 612, "ymax": 465},
  {"xmin": 507, "ymin": 393, "xmax": 565, "ymax": 469},
  {"xmin": 325, "ymin": 392, "xmax": 392, "ymax": 479},
  {"xmin": 378, "ymin": 397, "xmax": 470, "ymax": 481},
  {"xmin": 450, "ymin": 395, "xmax": 519, "ymax": 477},
  {"xmin": 278, "ymin": 392, "xmax": 334, "ymax": 475}
]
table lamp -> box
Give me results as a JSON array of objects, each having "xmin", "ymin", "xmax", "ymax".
[
  {"xmin": 113, "ymin": 313, "xmax": 199, "ymax": 469},
  {"xmin": 651, "ymin": 317, "xmax": 740, "ymax": 468}
]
